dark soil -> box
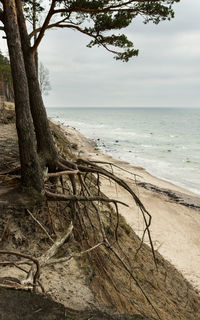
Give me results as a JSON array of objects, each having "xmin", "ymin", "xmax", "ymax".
[{"xmin": 0, "ymin": 288, "xmax": 147, "ymax": 320}]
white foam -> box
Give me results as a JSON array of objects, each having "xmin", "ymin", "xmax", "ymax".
[{"xmin": 47, "ymin": 107, "xmax": 200, "ymax": 196}]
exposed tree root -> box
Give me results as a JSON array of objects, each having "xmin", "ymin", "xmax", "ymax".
[
  {"xmin": 45, "ymin": 190, "xmax": 129, "ymax": 207},
  {"xmin": 0, "ymin": 154, "xmax": 161, "ymax": 318},
  {"xmin": 53, "ymin": 157, "xmax": 156, "ymax": 266},
  {"xmin": 76, "ymin": 158, "xmax": 157, "ymax": 266},
  {"xmin": 90, "ymin": 160, "xmax": 142, "ymax": 178},
  {"xmin": 0, "ymin": 250, "xmax": 40, "ymax": 290},
  {"xmin": 45, "ymin": 156, "xmax": 160, "ymax": 318},
  {"xmin": 47, "ymin": 169, "xmax": 79, "ymax": 178},
  {"xmin": 22, "ymin": 222, "xmax": 73, "ymax": 286},
  {"xmin": 0, "ymin": 164, "xmax": 20, "ymax": 175}
]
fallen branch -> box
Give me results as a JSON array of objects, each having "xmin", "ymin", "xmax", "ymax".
[
  {"xmin": 0, "ymin": 260, "xmax": 32, "ymax": 266},
  {"xmin": 0, "ymin": 281, "xmax": 23, "ymax": 289}
]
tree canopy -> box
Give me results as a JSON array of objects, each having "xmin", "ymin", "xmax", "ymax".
[
  {"xmin": 22, "ymin": 0, "xmax": 44, "ymax": 22},
  {"xmin": 24, "ymin": 0, "xmax": 180, "ymax": 62}
]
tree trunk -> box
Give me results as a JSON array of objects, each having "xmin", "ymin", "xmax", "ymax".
[
  {"xmin": 3, "ymin": 0, "xmax": 44, "ymax": 192},
  {"xmin": 32, "ymin": 0, "xmax": 38, "ymax": 77},
  {"xmin": 15, "ymin": 0, "xmax": 58, "ymax": 170}
]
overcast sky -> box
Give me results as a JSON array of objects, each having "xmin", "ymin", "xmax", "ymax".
[{"xmin": 1, "ymin": 0, "xmax": 200, "ymax": 108}]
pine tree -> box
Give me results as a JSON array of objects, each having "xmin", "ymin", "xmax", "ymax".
[{"xmin": 0, "ymin": 0, "xmax": 180, "ymax": 191}]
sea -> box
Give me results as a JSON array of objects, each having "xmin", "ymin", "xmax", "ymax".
[{"xmin": 47, "ymin": 107, "xmax": 200, "ymax": 195}]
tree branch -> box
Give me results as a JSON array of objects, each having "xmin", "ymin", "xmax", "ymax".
[
  {"xmin": 34, "ymin": 22, "xmax": 128, "ymax": 58},
  {"xmin": 31, "ymin": 0, "xmax": 56, "ymax": 53},
  {"xmin": 53, "ymin": 0, "xmax": 162, "ymax": 15},
  {"xmin": 29, "ymin": 16, "xmax": 70, "ymax": 39}
]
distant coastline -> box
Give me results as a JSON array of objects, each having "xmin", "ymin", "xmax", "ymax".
[{"xmin": 47, "ymin": 107, "xmax": 200, "ymax": 195}]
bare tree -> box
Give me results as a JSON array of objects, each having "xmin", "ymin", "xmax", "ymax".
[{"xmin": 39, "ymin": 62, "xmax": 51, "ymax": 96}]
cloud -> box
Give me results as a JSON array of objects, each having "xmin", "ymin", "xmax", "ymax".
[
  {"xmin": 1, "ymin": 0, "xmax": 199, "ymax": 108},
  {"xmin": 41, "ymin": 0, "xmax": 200, "ymax": 108}
]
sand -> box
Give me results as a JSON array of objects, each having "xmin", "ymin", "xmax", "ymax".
[{"xmin": 61, "ymin": 124, "xmax": 200, "ymax": 292}]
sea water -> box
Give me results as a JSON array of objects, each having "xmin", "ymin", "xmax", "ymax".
[{"xmin": 47, "ymin": 107, "xmax": 200, "ymax": 195}]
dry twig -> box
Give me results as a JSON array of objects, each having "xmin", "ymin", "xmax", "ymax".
[
  {"xmin": 27, "ymin": 209, "xmax": 54, "ymax": 243},
  {"xmin": 46, "ymin": 241, "xmax": 104, "ymax": 266}
]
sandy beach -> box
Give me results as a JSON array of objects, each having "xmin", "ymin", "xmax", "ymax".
[{"xmin": 61, "ymin": 124, "xmax": 200, "ymax": 292}]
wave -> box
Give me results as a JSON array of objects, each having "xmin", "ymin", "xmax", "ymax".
[{"xmin": 47, "ymin": 107, "xmax": 200, "ymax": 195}]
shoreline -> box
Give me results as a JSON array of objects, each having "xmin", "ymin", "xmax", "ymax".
[
  {"xmin": 96, "ymin": 140, "xmax": 200, "ymax": 197},
  {"xmin": 57, "ymin": 121, "xmax": 199, "ymax": 197},
  {"xmin": 56, "ymin": 122, "xmax": 200, "ymax": 292},
  {"xmin": 47, "ymin": 107, "xmax": 200, "ymax": 197}
]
